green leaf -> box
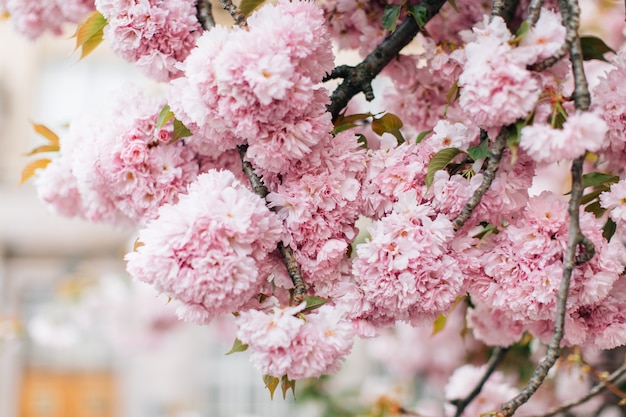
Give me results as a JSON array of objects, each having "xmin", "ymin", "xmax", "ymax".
[
  {"xmin": 580, "ymin": 187, "xmax": 609, "ymax": 205},
  {"xmin": 263, "ymin": 375, "xmax": 280, "ymax": 399},
  {"xmin": 156, "ymin": 104, "xmax": 175, "ymax": 130},
  {"xmin": 280, "ymin": 375, "xmax": 296, "ymax": 399},
  {"xmin": 582, "ymin": 172, "xmax": 619, "ymax": 189},
  {"xmin": 172, "ymin": 119, "xmax": 193, "ymax": 142},
  {"xmin": 416, "ymin": 129, "xmax": 432, "ymax": 144},
  {"xmin": 445, "ymin": 80, "xmax": 459, "ymax": 104},
  {"xmin": 73, "ymin": 11, "xmax": 107, "ymax": 59},
  {"xmin": 603, "ymin": 218, "xmax": 617, "ymax": 241},
  {"xmin": 407, "ymin": 5, "xmax": 427, "ymax": 28},
  {"xmin": 225, "ymin": 338, "xmax": 248, "ymax": 355},
  {"xmin": 239, "ymin": 0, "xmax": 266, "ymax": 17},
  {"xmin": 431, "ymin": 313, "xmax": 448, "ymax": 336},
  {"xmin": 301, "ymin": 296, "xmax": 330, "ymax": 313},
  {"xmin": 382, "ymin": 5, "xmax": 401, "ymax": 32},
  {"xmin": 581, "ymin": 35, "xmax": 616, "ymax": 62},
  {"xmin": 472, "ymin": 223, "xmax": 499, "ymax": 240},
  {"xmin": 446, "ymin": 0, "xmax": 460, "ymax": 13},
  {"xmin": 584, "ymin": 201, "xmax": 605, "ymax": 218},
  {"xmin": 467, "ymin": 140, "xmax": 490, "ymax": 161},
  {"xmin": 425, "ymin": 147, "xmax": 462, "ymax": 187}
]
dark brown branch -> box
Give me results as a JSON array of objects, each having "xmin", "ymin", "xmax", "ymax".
[
  {"xmin": 218, "ymin": 0, "xmax": 248, "ymax": 29},
  {"xmin": 452, "ymin": 126, "xmax": 511, "ymax": 231},
  {"xmin": 526, "ymin": 363, "xmax": 626, "ymax": 417},
  {"xmin": 496, "ymin": 156, "xmax": 586, "ymax": 417},
  {"xmin": 326, "ymin": 0, "xmax": 447, "ymax": 122},
  {"xmin": 196, "ymin": 0, "xmax": 215, "ymax": 31},
  {"xmin": 451, "ymin": 347, "xmax": 509, "ymax": 417},
  {"xmin": 237, "ymin": 145, "xmax": 308, "ymax": 303}
]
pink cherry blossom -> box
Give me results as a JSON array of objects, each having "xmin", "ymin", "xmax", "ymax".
[
  {"xmin": 2, "ymin": 0, "xmax": 94, "ymax": 39},
  {"xmin": 126, "ymin": 170, "xmax": 284, "ymax": 325},
  {"xmin": 96, "ymin": 0, "xmax": 202, "ymax": 81}
]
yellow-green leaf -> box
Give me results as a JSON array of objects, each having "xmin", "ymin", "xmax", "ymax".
[
  {"xmin": 263, "ymin": 374, "xmax": 280, "ymax": 399},
  {"xmin": 25, "ymin": 144, "xmax": 60, "ymax": 156},
  {"xmin": 32, "ymin": 123, "xmax": 60, "ymax": 147},
  {"xmin": 239, "ymin": 0, "xmax": 266, "ymax": 17},
  {"xmin": 280, "ymin": 375, "xmax": 296, "ymax": 399},
  {"xmin": 425, "ymin": 147, "xmax": 462, "ymax": 187},
  {"xmin": 172, "ymin": 119, "xmax": 193, "ymax": 142},
  {"xmin": 20, "ymin": 158, "xmax": 51, "ymax": 185},
  {"xmin": 73, "ymin": 11, "xmax": 107, "ymax": 59},
  {"xmin": 301, "ymin": 296, "xmax": 330, "ymax": 313},
  {"xmin": 225, "ymin": 338, "xmax": 248, "ymax": 355},
  {"xmin": 156, "ymin": 104, "xmax": 175, "ymax": 130},
  {"xmin": 80, "ymin": 29, "xmax": 104, "ymax": 59},
  {"xmin": 431, "ymin": 313, "xmax": 448, "ymax": 336}
]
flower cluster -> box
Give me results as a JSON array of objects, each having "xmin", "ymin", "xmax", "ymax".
[
  {"xmin": 95, "ymin": 0, "xmax": 202, "ymax": 81},
  {"xmin": 466, "ymin": 191, "xmax": 626, "ymax": 349},
  {"xmin": 126, "ymin": 170, "xmax": 284, "ymax": 325},
  {"xmin": 169, "ymin": 0, "xmax": 335, "ymax": 173},
  {"xmin": 352, "ymin": 190, "xmax": 465, "ymax": 328},
  {"xmin": 236, "ymin": 302, "xmax": 354, "ymax": 379},
  {"xmin": 35, "ymin": 86, "xmax": 200, "ymax": 225},
  {"xmin": 0, "ymin": 0, "xmax": 94, "ymax": 39}
]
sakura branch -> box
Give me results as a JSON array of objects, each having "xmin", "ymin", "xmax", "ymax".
[
  {"xmin": 450, "ymin": 347, "xmax": 509, "ymax": 417},
  {"xmin": 527, "ymin": 362, "xmax": 626, "ymax": 417},
  {"xmin": 491, "ymin": 0, "xmax": 519, "ymax": 24},
  {"xmin": 218, "ymin": 0, "xmax": 248, "ymax": 29},
  {"xmin": 196, "ymin": 0, "xmax": 215, "ymax": 30},
  {"xmin": 452, "ymin": 127, "xmax": 510, "ymax": 231},
  {"xmin": 325, "ymin": 0, "xmax": 447, "ymax": 121},
  {"xmin": 525, "ymin": 0, "xmax": 545, "ymax": 26},
  {"xmin": 215, "ymin": 0, "xmax": 308, "ymax": 303},
  {"xmin": 496, "ymin": 155, "xmax": 587, "ymax": 417}
]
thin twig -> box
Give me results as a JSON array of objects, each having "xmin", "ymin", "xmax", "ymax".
[
  {"xmin": 452, "ymin": 126, "xmax": 511, "ymax": 231},
  {"xmin": 525, "ymin": 0, "xmax": 545, "ymax": 26},
  {"xmin": 491, "ymin": 0, "xmax": 521, "ymax": 25},
  {"xmin": 219, "ymin": 3, "xmax": 307, "ymax": 302},
  {"xmin": 526, "ymin": 363, "xmax": 626, "ymax": 417},
  {"xmin": 496, "ymin": 156, "xmax": 586, "ymax": 417},
  {"xmin": 196, "ymin": 0, "xmax": 215, "ymax": 30},
  {"xmin": 218, "ymin": 0, "xmax": 248, "ymax": 29},
  {"xmin": 451, "ymin": 347, "xmax": 509, "ymax": 417},
  {"xmin": 326, "ymin": 0, "xmax": 447, "ymax": 121},
  {"xmin": 237, "ymin": 145, "xmax": 308, "ymax": 302}
]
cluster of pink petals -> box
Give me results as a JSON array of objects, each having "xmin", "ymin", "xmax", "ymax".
[
  {"xmin": 601, "ymin": 179, "xmax": 626, "ymax": 228},
  {"xmin": 520, "ymin": 111, "xmax": 607, "ymax": 164},
  {"xmin": 592, "ymin": 52, "xmax": 626, "ymax": 171},
  {"xmin": 265, "ymin": 131, "xmax": 367, "ymax": 286},
  {"xmin": 95, "ymin": 0, "xmax": 202, "ymax": 81},
  {"xmin": 169, "ymin": 0, "xmax": 335, "ymax": 173},
  {"xmin": 352, "ymin": 190, "xmax": 465, "ymax": 328},
  {"xmin": 459, "ymin": 11, "xmax": 566, "ymax": 128},
  {"xmin": 236, "ymin": 302, "xmax": 354, "ymax": 379},
  {"xmin": 360, "ymin": 141, "xmax": 435, "ymax": 219},
  {"xmin": 125, "ymin": 170, "xmax": 283, "ymax": 325},
  {"xmin": 35, "ymin": 86, "xmax": 200, "ymax": 226},
  {"xmin": 466, "ymin": 191, "xmax": 626, "ymax": 348},
  {"xmin": 0, "ymin": 0, "xmax": 94, "ymax": 39}
]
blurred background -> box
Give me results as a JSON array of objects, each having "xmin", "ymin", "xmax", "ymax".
[{"xmin": 0, "ymin": 9, "xmax": 312, "ymax": 417}]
